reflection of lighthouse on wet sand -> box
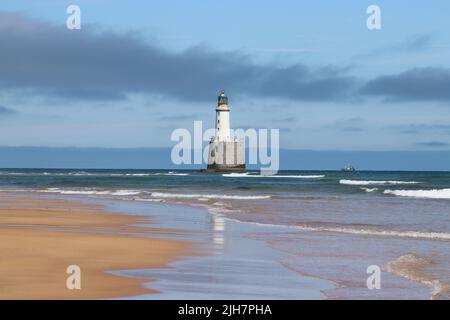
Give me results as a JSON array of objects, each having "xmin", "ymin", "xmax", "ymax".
[
  {"xmin": 206, "ymin": 91, "xmax": 245, "ymax": 172},
  {"xmin": 212, "ymin": 214, "xmax": 225, "ymax": 246}
]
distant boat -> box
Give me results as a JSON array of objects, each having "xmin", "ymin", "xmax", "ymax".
[{"xmin": 341, "ymin": 165, "xmax": 356, "ymax": 172}]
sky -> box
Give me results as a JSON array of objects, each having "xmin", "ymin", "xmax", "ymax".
[{"xmin": 0, "ymin": 0, "xmax": 450, "ymax": 153}]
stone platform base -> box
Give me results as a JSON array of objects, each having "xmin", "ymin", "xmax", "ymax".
[
  {"xmin": 206, "ymin": 141, "xmax": 245, "ymax": 173},
  {"xmin": 201, "ymin": 164, "xmax": 246, "ymax": 173}
]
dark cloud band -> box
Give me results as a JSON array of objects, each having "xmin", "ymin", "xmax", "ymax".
[
  {"xmin": 361, "ymin": 67, "xmax": 450, "ymax": 102},
  {"xmin": 0, "ymin": 105, "xmax": 17, "ymax": 116},
  {"xmin": 0, "ymin": 12, "xmax": 356, "ymax": 103},
  {"xmin": 1, "ymin": 12, "xmax": 449, "ymax": 104}
]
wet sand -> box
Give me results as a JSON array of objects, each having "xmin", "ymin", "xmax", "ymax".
[
  {"xmin": 3, "ymin": 191, "xmax": 438, "ymax": 300},
  {"xmin": 0, "ymin": 194, "xmax": 191, "ymax": 299},
  {"xmin": 96, "ymin": 199, "xmax": 334, "ymax": 299}
]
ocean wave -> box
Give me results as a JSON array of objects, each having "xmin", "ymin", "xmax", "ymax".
[
  {"xmin": 209, "ymin": 211, "xmax": 450, "ymax": 241},
  {"xmin": 110, "ymin": 190, "xmax": 142, "ymax": 196},
  {"xmin": 0, "ymin": 172, "xmax": 27, "ymax": 176},
  {"xmin": 293, "ymin": 225, "xmax": 450, "ymax": 240},
  {"xmin": 384, "ymin": 188, "xmax": 450, "ymax": 199},
  {"xmin": 7, "ymin": 187, "xmax": 267, "ymax": 201},
  {"xmin": 361, "ymin": 187, "xmax": 379, "ymax": 192},
  {"xmin": 41, "ymin": 188, "xmax": 101, "ymax": 195},
  {"xmin": 43, "ymin": 171, "xmax": 94, "ymax": 176},
  {"xmin": 132, "ymin": 197, "xmax": 165, "ymax": 203},
  {"xmin": 0, "ymin": 171, "xmax": 188, "ymax": 177},
  {"xmin": 223, "ymin": 172, "xmax": 325, "ymax": 179},
  {"xmin": 340, "ymin": 179, "xmax": 420, "ymax": 186},
  {"xmin": 164, "ymin": 172, "xmax": 189, "ymax": 176},
  {"xmin": 42, "ymin": 188, "xmax": 141, "ymax": 196},
  {"xmin": 0, "ymin": 188, "xmax": 34, "ymax": 192},
  {"xmin": 386, "ymin": 254, "xmax": 448, "ymax": 299},
  {"xmin": 150, "ymin": 192, "xmax": 271, "ymax": 200}
]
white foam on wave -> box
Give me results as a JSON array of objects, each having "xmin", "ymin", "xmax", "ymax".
[
  {"xmin": 205, "ymin": 206, "xmax": 450, "ymax": 241},
  {"xmin": 293, "ymin": 225, "xmax": 450, "ymax": 241},
  {"xmin": 223, "ymin": 172, "xmax": 325, "ymax": 179},
  {"xmin": 0, "ymin": 171, "xmax": 186, "ymax": 177},
  {"xmin": 41, "ymin": 188, "xmax": 141, "ymax": 196},
  {"xmin": 164, "ymin": 172, "xmax": 189, "ymax": 176},
  {"xmin": 40, "ymin": 188, "xmax": 100, "ymax": 195},
  {"xmin": 150, "ymin": 192, "xmax": 270, "ymax": 200},
  {"xmin": 133, "ymin": 197, "xmax": 165, "ymax": 203},
  {"xmin": 386, "ymin": 254, "xmax": 448, "ymax": 299},
  {"xmin": 239, "ymin": 220, "xmax": 450, "ymax": 241},
  {"xmin": 361, "ymin": 187, "xmax": 379, "ymax": 192},
  {"xmin": 111, "ymin": 190, "xmax": 141, "ymax": 196},
  {"xmin": 0, "ymin": 172, "xmax": 27, "ymax": 176},
  {"xmin": 0, "ymin": 188, "xmax": 33, "ymax": 192},
  {"xmin": 58, "ymin": 190, "xmax": 101, "ymax": 195},
  {"xmin": 340, "ymin": 179, "xmax": 419, "ymax": 186},
  {"xmin": 384, "ymin": 188, "xmax": 450, "ymax": 199},
  {"xmin": 43, "ymin": 171, "xmax": 94, "ymax": 176}
]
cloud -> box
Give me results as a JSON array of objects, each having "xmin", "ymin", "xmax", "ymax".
[
  {"xmin": 0, "ymin": 105, "xmax": 17, "ymax": 116},
  {"xmin": 248, "ymin": 48, "xmax": 317, "ymax": 54},
  {"xmin": 398, "ymin": 34, "xmax": 433, "ymax": 51},
  {"xmin": 159, "ymin": 114, "xmax": 199, "ymax": 121},
  {"xmin": 360, "ymin": 67, "xmax": 450, "ymax": 102},
  {"xmin": 1, "ymin": 13, "xmax": 448, "ymax": 107},
  {"xmin": 273, "ymin": 116, "xmax": 296, "ymax": 123},
  {"xmin": 415, "ymin": 141, "xmax": 450, "ymax": 147},
  {"xmin": 341, "ymin": 127, "xmax": 364, "ymax": 132},
  {"xmin": 355, "ymin": 34, "xmax": 433, "ymax": 59},
  {"xmin": 331, "ymin": 117, "xmax": 365, "ymax": 132},
  {"xmin": 0, "ymin": 12, "xmax": 356, "ymax": 103},
  {"xmin": 398, "ymin": 124, "xmax": 450, "ymax": 134}
]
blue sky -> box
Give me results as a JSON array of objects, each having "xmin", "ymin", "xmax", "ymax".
[{"xmin": 1, "ymin": 0, "xmax": 450, "ymax": 151}]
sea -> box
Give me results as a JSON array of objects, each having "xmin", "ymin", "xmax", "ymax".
[{"xmin": 1, "ymin": 169, "xmax": 449, "ymax": 299}]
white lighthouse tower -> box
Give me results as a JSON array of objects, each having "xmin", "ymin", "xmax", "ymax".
[
  {"xmin": 216, "ymin": 91, "xmax": 231, "ymax": 141},
  {"xmin": 206, "ymin": 91, "xmax": 245, "ymax": 172}
]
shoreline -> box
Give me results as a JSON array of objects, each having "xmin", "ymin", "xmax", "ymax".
[
  {"xmin": 1, "ymin": 188, "xmax": 447, "ymax": 300},
  {"xmin": 0, "ymin": 191, "xmax": 333, "ymax": 299},
  {"xmin": 88, "ymin": 196, "xmax": 335, "ymax": 299},
  {"xmin": 0, "ymin": 193, "xmax": 192, "ymax": 299}
]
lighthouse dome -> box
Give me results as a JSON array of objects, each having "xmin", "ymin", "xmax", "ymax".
[{"xmin": 217, "ymin": 91, "xmax": 228, "ymax": 105}]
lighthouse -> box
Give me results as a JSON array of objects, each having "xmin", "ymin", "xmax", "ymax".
[
  {"xmin": 206, "ymin": 91, "xmax": 245, "ymax": 172},
  {"xmin": 216, "ymin": 91, "xmax": 231, "ymax": 141}
]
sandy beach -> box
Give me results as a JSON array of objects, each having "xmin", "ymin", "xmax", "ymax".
[
  {"xmin": 0, "ymin": 193, "xmax": 191, "ymax": 299},
  {"xmin": 0, "ymin": 168, "xmax": 449, "ymax": 300}
]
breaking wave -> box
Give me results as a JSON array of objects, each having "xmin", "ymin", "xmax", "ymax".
[
  {"xmin": 0, "ymin": 171, "xmax": 189, "ymax": 177},
  {"xmin": 150, "ymin": 192, "xmax": 271, "ymax": 200},
  {"xmin": 384, "ymin": 188, "xmax": 450, "ymax": 199},
  {"xmin": 361, "ymin": 187, "xmax": 379, "ymax": 192},
  {"xmin": 223, "ymin": 172, "xmax": 325, "ymax": 179},
  {"xmin": 42, "ymin": 188, "xmax": 142, "ymax": 196},
  {"xmin": 164, "ymin": 172, "xmax": 189, "ymax": 176},
  {"xmin": 293, "ymin": 225, "xmax": 450, "ymax": 240},
  {"xmin": 209, "ymin": 211, "xmax": 450, "ymax": 241},
  {"xmin": 340, "ymin": 179, "xmax": 420, "ymax": 186},
  {"xmin": 6, "ymin": 188, "xmax": 269, "ymax": 201}
]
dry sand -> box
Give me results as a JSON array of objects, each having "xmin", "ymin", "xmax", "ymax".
[{"xmin": 0, "ymin": 193, "xmax": 191, "ymax": 299}]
